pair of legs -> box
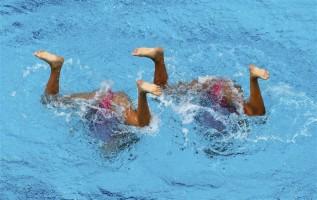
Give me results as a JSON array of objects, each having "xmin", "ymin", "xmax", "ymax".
[
  {"xmin": 132, "ymin": 47, "xmax": 269, "ymax": 116},
  {"xmin": 34, "ymin": 51, "xmax": 161, "ymax": 127}
]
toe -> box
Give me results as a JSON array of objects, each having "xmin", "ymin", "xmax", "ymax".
[{"xmin": 34, "ymin": 51, "xmax": 44, "ymax": 57}]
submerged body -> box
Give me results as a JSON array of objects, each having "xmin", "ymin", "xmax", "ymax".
[
  {"xmin": 35, "ymin": 50, "xmax": 162, "ymax": 146},
  {"xmin": 132, "ymin": 47, "xmax": 269, "ymax": 118},
  {"xmin": 171, "ymin": 77, "xmax": 244, "ymax": 114},
  {"xmin": 35, "ymin": 47, "xmax": 269, "ymax": 143}
]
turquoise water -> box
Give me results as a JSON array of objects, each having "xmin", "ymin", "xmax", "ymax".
[{"xmin": 1, "ymin": 0, "xmax": 317, "ymax": 199}]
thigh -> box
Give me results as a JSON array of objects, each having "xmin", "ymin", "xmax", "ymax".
[
  {"xmin": 41, "ymin": 94, "xmax": 75, "ymax": 107},
  {"xmin": 64, "ymin": 91, "xmax": 97, "ymax": 100}
]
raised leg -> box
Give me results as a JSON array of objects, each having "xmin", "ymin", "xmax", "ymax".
[
  {"xmin": 124, "ymin": 80, "xmax": 162, "ymax": 127},
  {"xmin": 132, "ymin": 47, "xmax": 168, "ymax": 87},
  {"xmin": 243, "ymin": 64, "xmax": 270, "ymax": 116},
  {"xmin": 34, "ymin": 51, "xmax": 64, "ymax": 95}
]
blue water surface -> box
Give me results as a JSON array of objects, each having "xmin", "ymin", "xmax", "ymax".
[{"xmin": 1, "ymin": 0, "xmax": 317, "ymax": 199}]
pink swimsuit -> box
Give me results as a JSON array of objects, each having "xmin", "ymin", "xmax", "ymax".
[
  {"xmin": 207, "ymin": 80, "xmax": 238, "ymax": 114},
  {"xmin": 208, "ymin": 80, "xmax": 229, "ymax": 107},
  {"xmin": 99, "ymin": 89, "xmax": 114, "ymax": 110}
]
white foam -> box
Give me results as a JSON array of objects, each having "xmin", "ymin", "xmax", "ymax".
[
  {"xmin": 182, "ymin": 128, "xmax": 189, "ymax": 146},
  {"xmin": 22, "ymin": 63, "xmax": 48, "ymax": 78},
  {"xmin": 174, "ymin": 100, "xmax": 200, "ymax": 124},
  {"xmin": 94, "ymin": 80, "xmax": 113, "ymax": 101},
  {"xmin": 287, "ymin": 117, "xmax": 317, "ymax": 143},
  {"xmin": 145, "ymin": 114, "xmax": 160, "ymax": 134},
  {"xmin": 233, "ymin": 71, "xmax": 244, "ymax": 78},
  {"xmin": 64, "ymin": 58, "xmax": 73, "ymax": 65},
  {"xmin": 131, "ymin": 113, "xmax": 160, "ymax": 136},
  {"xmin": 197, "ymin": 75, "xmax": 217, "ymax": 84},
  {"xmin": 157, "ymin": 94, "xmax": 174, "ymax": 107}
]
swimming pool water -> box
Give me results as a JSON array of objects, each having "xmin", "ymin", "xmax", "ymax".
[{"xmin": 1, "ymin": 0, "xmax": 317, "ymax": 199}]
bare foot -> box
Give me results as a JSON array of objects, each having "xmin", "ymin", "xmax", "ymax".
[
  {"xmin": 132, "ymin": 47, "xmax": 163, "ymax": 61},
  {"xmin": 34, "ymin": 50, "xmax": 64, "ymax": 70},
  {"xmin": 249, "ymin": 64, "xmax": 270, "ymax": 80},
  {"xmin": 137, "ymin": 80, "xmax": 162, "ymax": 96}
]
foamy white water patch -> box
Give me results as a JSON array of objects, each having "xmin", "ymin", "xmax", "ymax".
[
  {"xmin": 174, "ymin": 101, "xmax": 200, "ymax": 124},
  {"xmin": 158, "ymin": 94, "xmax": 200, "ymax": 124},
  {"xmin": 182, "ymin": 128, "xmax": 189, "ymax": 146},
  {"xmin": 157, "ymin": 94, "xmax": 174, "ymax": 107},
  {"xmin": 135, "ymin": 113, "xmax": 160, "ymax": 135},
  {"xmin": 23, "ymin": 63, "xmax": 48, "ymax": 77},
  {"xmin": 288, "ymin": 117, "xmax": 317, "ymax": 143},
  {"xmin": 95, "ymin": 80, "xmax": 113, "ymax": 99}
]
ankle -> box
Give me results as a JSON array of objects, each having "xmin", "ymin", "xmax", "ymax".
[
  {"xmin": 138, "ymin": 89, "xmax": 147, "ymax": 95},
  {"xmin": 51, "ymin": 68, "xmax": 61, "ymax": 73},
  {"xmin": 157, "ymin": 57, "xmax": 164, "ymax": 64},
  {"xmin": 250, "ymin": 76, "xmax": 258, "ymax": 81}
]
